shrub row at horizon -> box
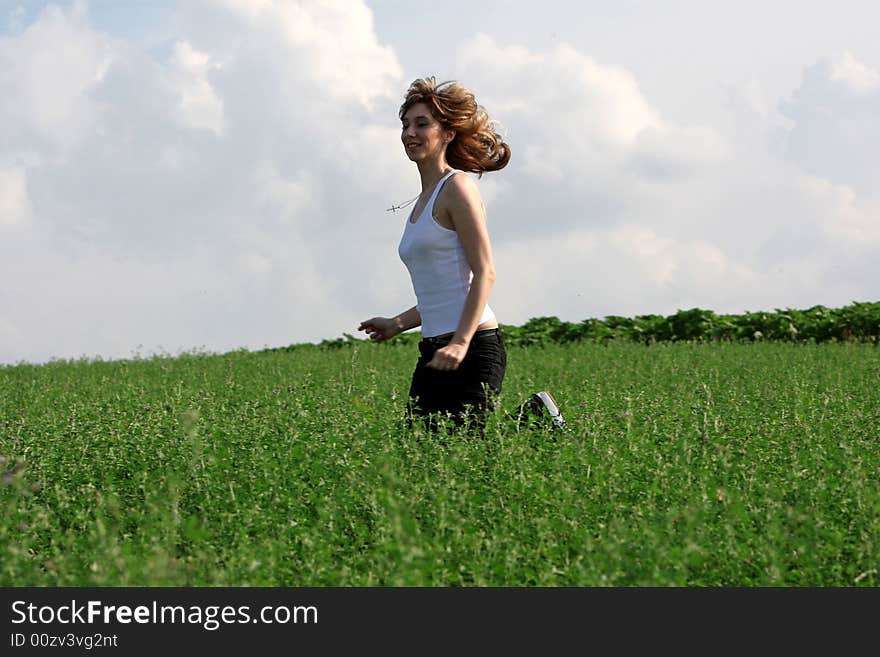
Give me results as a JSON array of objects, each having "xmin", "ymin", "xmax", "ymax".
[
  {"xmin": 5, "ymin": 302, "xmax": 875, "ymax": 370},
  {"xmin": 308, "ymin": 301, "xmax": 880, "ymax": 351}
]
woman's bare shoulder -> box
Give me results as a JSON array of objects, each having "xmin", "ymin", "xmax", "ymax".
[
  {"xmin": 441, "ymin": 172, "xmax": 482, "ymax": 207},
  {"xmin": 434, "ymin": 173, "xmax": 485, "ymax": 230}
]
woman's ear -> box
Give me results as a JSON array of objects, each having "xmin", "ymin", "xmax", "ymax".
[{"xmin": 444, "ymin": 129, "xmax": 456, "ymax": 144}]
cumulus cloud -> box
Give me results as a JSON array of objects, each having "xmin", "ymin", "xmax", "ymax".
[
  {"xmin": 456, "ymin": 35, "xmax": 659, "ymax": 180},
  {"xmin": 214, "ymin": 0, "xmax": 399, "ymax": 107},
  {"xmin": 453, "ymin": 36, "xmax": 877, "ymax": 325},
  {"xmin": 0, "ymin": 3, "xmax": 117, "ymax": 160},
  {"xmin": 493, "ymin": 224, "xmax": 760, "ymax": 324},
  {"xmin": 1, "ymin": 0, "xmax": 410, "ymax": 364},
  {"xmin": 627, "ymin": 125, "xmax": 727, "ymax": 181},
  {"xmin": 0, "ymin": 166, "xmax": 31, "ymax": 229},
  {"xmin": 163, "ymin": 41, "xmax": 224, "ymax": 135},
  {"xmin": 452, "ymin": 33, "xmax": 728, "ymax": 241},
  {"xmin": 780, "ymin": 51, "xmax": 880, "ymax": 197},
  {"xmin": 450, "ymin": 34, "xmax": 744, "ymax": 319}
]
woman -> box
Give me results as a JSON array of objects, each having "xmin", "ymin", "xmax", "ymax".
[{"xmin": 358, "ymin": 77, "xmax": 510, "ymax": 435}]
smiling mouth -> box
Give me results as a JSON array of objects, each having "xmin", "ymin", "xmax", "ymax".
[{"xmin": 405, "ymin": 142, "xmax": 420, "ymax": 148}]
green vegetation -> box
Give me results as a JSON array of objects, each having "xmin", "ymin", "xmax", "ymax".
[
  {"xmin": 310, "ymin": 301, "xmax": 880, "ymax": 350},
  {"xmin": 2, "ymin": 337, "xmax": 878, "ymax": 586}
]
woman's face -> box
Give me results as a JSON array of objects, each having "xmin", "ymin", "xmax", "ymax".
[{"xmin": 401, "ymin": 102, "xmax": 453, "ymax": 162}]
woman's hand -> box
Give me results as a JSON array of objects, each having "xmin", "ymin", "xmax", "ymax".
[
  {"xmin": 358, "ymin": 317, "xmax": 401, "ymax": 342},
  {"xmin": 426, "ymin": 342, "xmax": 468, "ymax": 371}
]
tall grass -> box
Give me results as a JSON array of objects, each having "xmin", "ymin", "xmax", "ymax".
[{"xmin": 2, "ymin": 341, "xmax": 878, "ymax": 585}]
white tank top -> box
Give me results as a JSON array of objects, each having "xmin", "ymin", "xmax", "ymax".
[{"xmin": 398, "ymin": 169, "xmax": 496, "ymax": 338}]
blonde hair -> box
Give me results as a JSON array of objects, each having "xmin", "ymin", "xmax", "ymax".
[{"xmin": 399, "ymin": 77, "xmax": 510, "ymax": 175}]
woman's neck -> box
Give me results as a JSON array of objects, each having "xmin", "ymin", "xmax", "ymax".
[{"xmin": 417, "ymin": 158, "xmax": 452, "ymax": 193}]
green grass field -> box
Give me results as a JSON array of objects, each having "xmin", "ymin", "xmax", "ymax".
[{"xmin": 2, "ymin": 340, "xmax": 878, "ymax": 586}]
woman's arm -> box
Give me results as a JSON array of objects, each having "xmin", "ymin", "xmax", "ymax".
[
  {"xmin": 393, "ymin": 305, "xmax": 422, "ymax": 333},
  {"xmin": 358, "ymin": 305, "xmax": 421, "ymax": 342},
  {"xmin": 427, "ymin": 175, "xmax": 496, "ymax": 370}
]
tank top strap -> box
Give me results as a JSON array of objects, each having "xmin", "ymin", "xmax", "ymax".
[{"xmin": 426, "ymin": 169, "xmax": 463, "ymax": 211}]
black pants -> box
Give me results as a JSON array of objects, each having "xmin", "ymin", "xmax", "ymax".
[{"xmin": 406, "ymin": 328, "xmax": 507, "ymax": 436}]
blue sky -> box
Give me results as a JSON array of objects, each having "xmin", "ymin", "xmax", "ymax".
[{"xmin": 1, "ymin": 1, "xmax": 878, "ymax": 364}]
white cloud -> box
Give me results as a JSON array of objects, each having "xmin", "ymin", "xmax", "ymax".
[
  {"xmin": 216, "ymin": 0, "xmax": 273, "ymax": 20},
  {"xmin": 163, "ymin": 41, "xmax": 224, "ymax": 135},
  {"xmin": 0, "ymin": 166, "xmax": 31, "ymax": 229},
  {"xmin": 456, "ymin": 34, "xmax": 661, "ymax": 172},
  {"xmin": 815, "ymin": 51, "xmax": 878, "ymax": 94},
  {"xmin": 451, "ymin": 33, "xmax": 728, "ymax": 241},
  {"xmin": 796, "ymin": 174, "xmax": 880, "ymax": 247},
  {"xmin": 780, "ymin": 51, "xmax": 880, "ymax": 197},
  {"xmin": 627, "ymin": 125, "xmax": 728, "ymax": 181},
  {"xmin": 455, "ymin": 37, "xmax": 877, "ymax": 324},
  {"xmin": 0, "ymin": 3, "xmax": 117, "ymax": 160},
  {"xmin": 1, "ymin": 0, "xmax": 409, "ymax": 364},
  {"xmin": 214, "ymin": 0, "xmax": 400, "ymax": 107},
  {"xmin": 493, "ymin": 224, "xmax": 760, "ymax": 325}
]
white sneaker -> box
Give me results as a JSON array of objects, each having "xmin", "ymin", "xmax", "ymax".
[{"xmin": 516, "ymin": 390, "xmax": 568, "ymax": 432}]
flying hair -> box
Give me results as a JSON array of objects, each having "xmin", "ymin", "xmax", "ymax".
[{"xmin": 399, "ymin": 77, "xmax": 511, "ymax": 176}]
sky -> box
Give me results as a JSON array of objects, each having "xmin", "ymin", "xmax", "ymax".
[{"xmin": 1, "ymin": 0, "xmax": 878, "ymax": 365}]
